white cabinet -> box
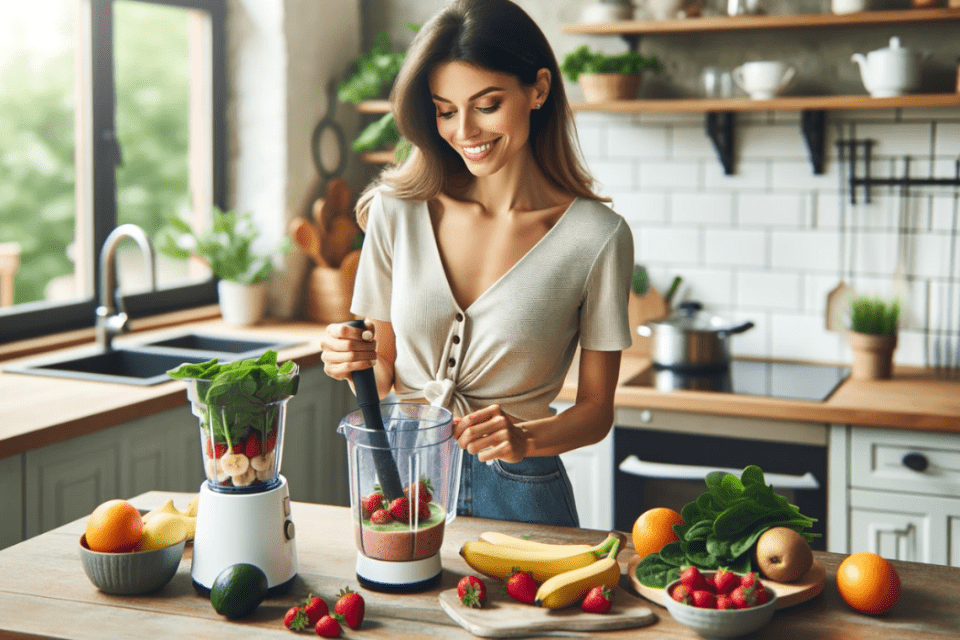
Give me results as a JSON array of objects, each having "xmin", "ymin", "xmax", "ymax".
[
  {"xmin": 560, "ymin": 430, "xmax": 614, "ymax": 531},
  {"xmin": 830, "ymin": 425, "xmax": 960, "ymax": 567},
  {"xmin": 0, "ymin": 455, "xmax": 23, "ymax": 549}
]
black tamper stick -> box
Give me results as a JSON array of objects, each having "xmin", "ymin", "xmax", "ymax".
[{"xmin": 345, "ymin": 320, "xmax": 405, "ymax": 501}]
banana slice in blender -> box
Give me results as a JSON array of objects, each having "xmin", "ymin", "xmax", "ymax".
[
  {"xmin": 232, "ymin": 466, "xmax": 257, "ymax": 487},
  {"xmin": 250, "ymin": 450, "xmax": 275, "ymax": 472},
  {"xmin": 219, "ymin": 451, "xmax": 250, "ymax": 476}
]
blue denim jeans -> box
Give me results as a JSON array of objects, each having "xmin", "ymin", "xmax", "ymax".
[{"xmin": 456, "ymin": 452, "xmax": 580, "ymax": 528}]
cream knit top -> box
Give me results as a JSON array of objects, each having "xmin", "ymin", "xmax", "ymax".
[{"xmin": 350, "ymin": 190, "xmax": 634, "ymax": 420}]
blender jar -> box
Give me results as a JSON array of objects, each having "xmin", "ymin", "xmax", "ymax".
[
  {"xmin": 338, "ymin": 404, "xmax": 461, "ymax": 562},
  {"xmin": 186, "ymin": 363, "xmax": 298, "ymax": 493}
]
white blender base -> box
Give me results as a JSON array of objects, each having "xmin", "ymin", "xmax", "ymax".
[
  {"xmin": 356, "ymin": 552, "xmax": 441, "ymax": 593},
  {"xmin": 191, "ymin": 475, "xmax": 297, "ymax": 595}
]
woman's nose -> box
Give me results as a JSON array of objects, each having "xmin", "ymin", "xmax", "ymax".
[{"xmin": 457, "ymin": 112, "xmax": 479, "ymax": 139}]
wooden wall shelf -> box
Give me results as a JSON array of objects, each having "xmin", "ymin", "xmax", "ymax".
[
  {"xmin": 356, "ymin": 100, "xmax": 392, "ymax": 114},
  {"xmin": 561, "ymin": 8, "xmax": 960, "ymax": 36},
  {"xmin": 570, "ymin": 93, "xmax": 960, "ymax": 114}
]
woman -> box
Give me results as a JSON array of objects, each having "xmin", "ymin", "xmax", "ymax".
[{"xmin": 320, "ymin": 0, "xmax": 633, "ymax": 527}]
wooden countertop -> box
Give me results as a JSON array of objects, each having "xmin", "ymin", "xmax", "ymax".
[
  {"xmin": 1, "ymin": 491, "xmax": 956, "ymax": 639},
  {"xmin": 2, "ymin": 312, "xmax": 959, "ymax": 459}
]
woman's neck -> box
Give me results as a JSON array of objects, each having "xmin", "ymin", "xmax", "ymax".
[{"xmin": 456, "ymin": 147, "xmax": 564, "ymax": 216}]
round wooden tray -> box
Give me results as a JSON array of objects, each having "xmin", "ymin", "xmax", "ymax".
[{"xmin": 626, "ymin": 554, "xmax": 826, "ymax": 610}]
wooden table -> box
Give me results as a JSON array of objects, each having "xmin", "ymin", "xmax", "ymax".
[{"xmin": 1, "ymin": 492, "xmax": 958, "ymax": 639}]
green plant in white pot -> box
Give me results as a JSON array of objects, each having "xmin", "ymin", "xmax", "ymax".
[
  {"xmin": 847, "ymin": 295, "xmax": 900, "ymax": 380},
  {"xmin": 156, "ymin": 207, "xmax": 289, "ymax": 325}
]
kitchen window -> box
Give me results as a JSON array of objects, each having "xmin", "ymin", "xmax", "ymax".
[{"xmin": 0, "ymin": 0, "xmax": 225, "ymax": 343}]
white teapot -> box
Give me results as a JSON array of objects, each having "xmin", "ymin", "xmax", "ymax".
[{"xmin": 851, "ymin": 37, "xmax": 927, "ymax": 98}]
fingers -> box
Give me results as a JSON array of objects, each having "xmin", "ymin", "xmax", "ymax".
[
  {"xmin": 455, "ymin": 406, "xmax": 528, "ymax": 462},
  {"xmin": 320, "ymin": 321, "xmax": 377, "ymax": 380}
]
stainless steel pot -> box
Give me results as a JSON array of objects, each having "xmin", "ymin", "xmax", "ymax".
[{"xmin": 637, "ymin": 302, "xmax": 754, "ymax": 371}]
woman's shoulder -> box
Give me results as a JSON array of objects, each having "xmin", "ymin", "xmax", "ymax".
[{"xmin": 568, "ymin": 197, "xmax": 628, "ymax": 233}]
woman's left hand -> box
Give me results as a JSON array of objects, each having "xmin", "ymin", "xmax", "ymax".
[{"xmin": 453, "ymin": 405, "xmax": 530, "ymax": 464}]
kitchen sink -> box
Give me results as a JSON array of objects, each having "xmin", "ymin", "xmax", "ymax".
[{"xmin": 5, "ymin": 332, "xmax": 301, "ymax": 386}]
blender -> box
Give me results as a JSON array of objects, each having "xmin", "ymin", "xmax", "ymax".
[
  {"xmin": 338, "ymin": 402, "xmax": 461, "ymax": 592},
  {"xmin": 184, "ymin": 361, "xmax": 300, "ymax": 596}
]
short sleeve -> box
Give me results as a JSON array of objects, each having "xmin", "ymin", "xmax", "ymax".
[
  {"xmin": 350, "ymin": 190, "xmax": 394, "ymax": 321},
  {"xmin": 578, "ymin": 217, "xmax": 634, "ymax": 351}
]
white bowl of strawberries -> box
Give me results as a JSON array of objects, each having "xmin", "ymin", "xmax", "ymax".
[{"xmin": 663, "ymin": 567, "xmax": 777, "ymax": 639}]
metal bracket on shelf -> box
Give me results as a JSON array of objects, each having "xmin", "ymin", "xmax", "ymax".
[
  {"xmin": 705, "ymin": 111, "xmax": 735, "ymax": 176},
  {"xmin": 801, "ymin": 110, "xmax": 826, "ymax": 175},
  {"xmin": 839, "ymin": 139, "xmax": 960, "ymax": 204}
]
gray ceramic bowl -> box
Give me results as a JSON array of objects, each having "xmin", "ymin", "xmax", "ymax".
[
  {"xmin": 663, "ymin": 574, "xmax": 778, "ymax": 639},
  {"xmin": 79, "ymin": 534, "xmax": 185, "ymax": 595}
]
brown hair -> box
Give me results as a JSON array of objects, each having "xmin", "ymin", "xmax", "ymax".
[{"xmin": 356, "ymin": 0, "xmax": 605, "ymax": 228}]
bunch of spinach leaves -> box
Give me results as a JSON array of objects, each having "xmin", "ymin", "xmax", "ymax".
[
  {"xmin": 167, "ymin": 350, "xmax": 299, "ymax": 448},
  {"xmin": 635, "ymin": 465, "xmax": 818, "ymax": 589}
]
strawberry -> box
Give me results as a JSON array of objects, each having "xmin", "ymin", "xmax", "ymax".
[
  {"xmin": 671, "ymin": 584, "xmax": 693, "ymax": 605},
  {"xmin": 730, "ymin": 584, "xmax": 758, "ymax": 609},
  {"xmin": 691, "ymin": 590, "xmax": 717, "ymax": 609},
  {"xmin": 244, "ymin": 433, "xmax": 262, "ymax": 458},
  {"xmin": 314, "ymin": 615, "xmax": 341, "ymax": 638},
  {"xmin": 716, "ymin": 594, "xmax": 736, "ymax": 610},
  {"xmin": 581, "ymin": 585, "xmax": 614, "ymax": 614},
  {"xmin": 713, "ymin": 567, "xmax": 739, "ymax": 595},
  {"xmin": 405, "ymin": 478, "xmax": 433, "ymax": 504},
  {"xmin": 265, "ymin": 428, "xmax": 278, "ymax": 452},
  {"xmin": 388, "ymin": 497, "xmax": 410, "ymax": 521},
  {"xmin": 504, "ymin": 569, "xmax": 538, "ymax": 605},
  {"xmin": 303, "ymin": 594, "xmax": 329, "ymax": 626},
  {"xmin": 679, "ymin": 566, "xmax": 712, "ymax": 593},
  {"xmin": 740, "ymin": 571, "xmax": 760, "ymax": 590},
  {"xmin": 457, "ymin": 575, "xmax": 487, "ymax": 608},
  {"xmin": 754, "ymin": 584, "xmax": 773, "ymax": 606},
  {"xmin": 284, "ymin": 605, "xmax": 309, "ymax": 631},
  {"xmin": 334, "ymin": 587, "xmax": 365, "ymax": 630},
  {"xmin": 231, "ymin": 442, "xmax": 243, "ymax": 455},
  {"xmin": 371, "ymin": 509, "xmax": 393, "ymax": 525},
  {"xmin": 209, "ymin": 442, "xmax": 228, "ymax": 458},
  {"xmin": 361, "ymin": 492, "xmax": 384, "ymax": 519},
  {"xmin": 417, "ymin": 499, "xmax": 431, "ymax": 520}
]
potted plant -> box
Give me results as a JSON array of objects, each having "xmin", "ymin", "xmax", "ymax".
[
  {"xmin": 156, "ymin": 207, "xmax": 289, "ymax": 325},
  {"xmin": 561, "ymin": 45, "xmax": 664, "ymax": 102},
  {"xmin": 846, "ymin": 295, "xmax": 900, "ymax": 380}
]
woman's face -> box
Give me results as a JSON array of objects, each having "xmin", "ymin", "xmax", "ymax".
[{"xmin": 428, "ymin": 61, "xmax": 541, "ymax": 178}]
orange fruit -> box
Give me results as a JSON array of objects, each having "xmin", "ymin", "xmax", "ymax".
[
  {"xmin": 85, "ymin": 499, "xmax": 143, "ymax": 553},
  {"xmin": 836, "ymin": 552, "xmax": 901, "ymax": 614},
  {"xmin": 632, "ymin": 507, "xmax": 684, "ymax": 559}
]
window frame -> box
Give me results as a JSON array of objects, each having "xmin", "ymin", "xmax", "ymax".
[{"xmin": 0, "ymin": 0, "xmax": 226, "ymax": 343}]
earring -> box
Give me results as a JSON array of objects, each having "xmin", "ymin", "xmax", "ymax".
[{"xmin": 534, "ymin": 103, "xmax": 541, "ymax": 109}]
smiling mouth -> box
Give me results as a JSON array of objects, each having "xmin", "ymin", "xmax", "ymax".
[{"xmin": 461, "ymin": 139, "xmax": 497, "ymax": 160}]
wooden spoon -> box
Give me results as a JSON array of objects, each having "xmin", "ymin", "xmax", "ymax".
[{"xmin": 288, "ymin": 218, "xmax": 327, "ymax": 267}]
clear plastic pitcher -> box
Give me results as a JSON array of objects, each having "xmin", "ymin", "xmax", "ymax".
[
  {"xmin": 338, "ymin": 403, "xmax": 461, "ymax": 562},
  {"xmin": 186, "ymin": 363, "xmax": 298, "ymax": 493}
]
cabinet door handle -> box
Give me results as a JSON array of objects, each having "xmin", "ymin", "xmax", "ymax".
[{"xmin": 901, "ymin": 452, "xmax": 929, "ymax": 472}]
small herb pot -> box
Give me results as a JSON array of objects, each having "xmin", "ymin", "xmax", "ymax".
[{"xmin": 847, "ymin": 330, "xmax": 897, "ymax": 380}]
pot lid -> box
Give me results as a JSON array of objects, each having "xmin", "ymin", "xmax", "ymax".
[
  {"xmin": 870, "ymin": 36, "xmax": 914, "ymax": 57},
  {"xmin": 653, "ymin": 302, "xmax": 735, "ymax": 332}
]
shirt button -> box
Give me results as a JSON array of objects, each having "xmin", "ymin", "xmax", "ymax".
[
  {"xmin": 452, "ymin": 335, "xmax": 460, "ymax": 345},
  {"xmin": 448, "ymin": 358, "xmax": 456, "ymax": 368},
  {"xmin": 455, "ymin": 313, "xmax": 464, "ymax": 322}
]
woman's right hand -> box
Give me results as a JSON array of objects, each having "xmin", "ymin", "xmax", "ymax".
[{"xmin": 319, "ymin": 320, "xmax": 378, "ymax": 381}]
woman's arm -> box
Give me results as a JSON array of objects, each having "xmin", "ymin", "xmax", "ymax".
[
  {"xmin": 454, "ymin": 348, "xmax": 621, "ymax": 462},
  {"xmin": 319, "ymin": 319, "xmax": 398, "ymax": 399}
]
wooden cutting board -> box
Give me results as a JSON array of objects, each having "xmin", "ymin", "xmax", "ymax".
[
  {"xmin": 438, "ymin": 584, "xmax": 657, "ymax": 638},
  {"xmin": 626, "ymin": 554, "xmax": 826, "ymax": 610}
]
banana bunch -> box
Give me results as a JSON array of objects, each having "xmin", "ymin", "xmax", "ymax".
[
  {"xmin": 459, "ymin": 531, "xmax": 620, "ymax": 584},
  {"xmin": 534, "ymin": 534, "xmax": 623, "ymax": 609},
  {"xmin": 142, "ymin": 496, "xmax": 199, "ymax": 541}
]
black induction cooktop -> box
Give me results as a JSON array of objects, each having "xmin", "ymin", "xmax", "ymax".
[{"xmin": 632, "ymin": 360, "xmax": 849, "ymax": 402}]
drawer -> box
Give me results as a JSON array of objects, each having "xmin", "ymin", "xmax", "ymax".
[{"xmin": 850, "ymin": 427, "xmax": 960, "ymax": 498}]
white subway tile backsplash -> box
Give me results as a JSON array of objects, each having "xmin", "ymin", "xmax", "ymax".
[
  {"xmin": 639, "ymin": 160, "xmax": 702, "ymax": 190},
  {"xmin": 610, "ymin": 191, "xmax": 668, "ymax": 224},
  {"xmin": 573, "ymin": 110, "xmax": 958, "ymax": 367},
  {"xmin": 672, "ymin": 192, "xmax": 734, "ymax": 225},
  {"xmin": 736, "ymin": 271, "xmax": 803, "ymax": 311},
  {"xmin": 771, "ymin": 230, "xmax": 840, "ymax": 273},
  {"xmin": 704, "ymin": 229, "xmax": 767, "ymax": 267},
  {"xmin": 738, "ymin": 193, "xmax": 805, "ymax": 227},
  {"xmin": 606, "ymin": 124, "xmax": 669, "ymax": 159},
  {"xmin": 854, "ymin": 122, "xmax": 934, "ymax": 158},
  {"xmin": 635, "ymin": 225, "xmax": 700, "ymax": 265}
]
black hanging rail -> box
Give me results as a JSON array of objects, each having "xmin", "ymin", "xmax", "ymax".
[{"xmin": 839, "ymin": 139, "xmax": 960, "ymax": 204}]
